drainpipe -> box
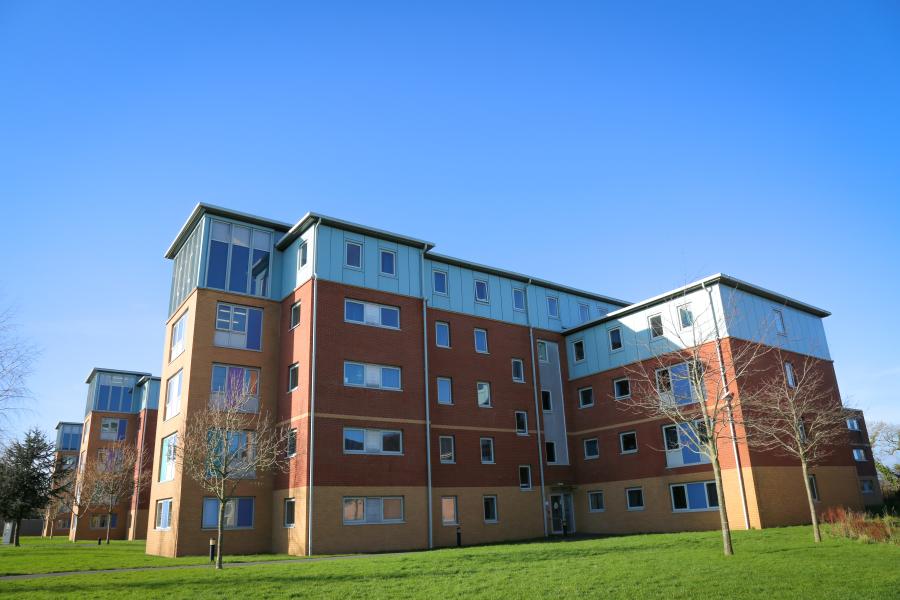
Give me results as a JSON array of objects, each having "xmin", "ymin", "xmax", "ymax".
[
  {"xmin": 420, "ymin": 245, "xmax": 433, "ymax": 549},
  {"xmin": 306, "ymin": 218, "xmax": 322, "ymax": 555},
  {"xmin": 526, "ymin": 279, "xmax": 549, "ymax": 537},
  {"xmin": 703, "ymin": 282, "xmax": 751, "ymax": 530}
]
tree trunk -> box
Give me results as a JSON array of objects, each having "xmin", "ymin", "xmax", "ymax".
[
  {"xmin": 710, "ymin": 455, "xmax": 734, "ymax": 556},
  {"xmin": 105, "ymin": 511, "xmax": 112, "ymax": 544},
  {"xmin": 216, "ymin": 501, "xmax": 225, "ymax": 570},
  {"xmin": 800, "ymin": 460, "xmax": 821, "ymax": 542},
  {"xmin": 13, "ymin": 518, "xmax": 21, "ymax": 547},
  {"xmin": 49, "ymin": 517, "xmax": 54, "ymax": 540}
]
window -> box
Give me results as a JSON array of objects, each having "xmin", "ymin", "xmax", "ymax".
[
  {"xmin": 545, "ymin": 441, "xmax": 557, "ymax": 463},
  {"xmin": 537, "ymin": 341, "xmax": 549, "ymax": 362},
  {"xmin": 547, "ymin": 296, "xmax": 559, "ymax": 318},
  {"xmin": 441, "ymin": 497, "xmax": 458, "ymax": 525},
  {"xmin": 210, "ymin": 365, "xmax": 260, "ymax": 412},
  {"xmin": 344, "ymin": 299, "xmax": 400, "ymax": 329},
  {"xmin": 286, "ymin": 428, "xmax": 297, "ymax": 457},
  {"xmin": 587, "ymin": 491, "xmax": 605, "ymax": 512},
  {"xmin": 474, "ymin": 328, "xmax": 489, "ymax": 353},
  {"xmin": 860, "ymin": 479, "xmax": 875, "ymax": 494},
  {"xmin": 97, "ymin": 448, "xmax": 123, "ymax": 472},
  {"xmin": 578, "ymin": 387, "xmax": 594, "ymax": 408},
  {"xmin": 613, "ymin": 378, "xmax": 631, "ymax": 400},
  {"xmin": 519, "ymin": 465, "xmax": 532, "ymax": 490},
  {"xmin": 483, "ymin": 496, "xmax": 498, "ymax": 523},
  {"xmin": 437, "ymin": 377, "xmax": 453, "ymax": 405},
  {"xmin": 284, "ymin": 498, "xmax": 296, "ymax": 527},
  {"xmin": 608, "ymin": 327, "xmax": 623, "ymax": 351},
  {"xmin": 343, "ymin": 428, "xmax": 403, "ymax": 455},
  {"xmin": 433, "ymin": 269, "xmax": 448, "ymax": 295},
  {"xmin": 626, "ymin": 487, "xmax": 644, "ymax": 511},
  {"xmin": 95, "ymin": 373, "xmax": 136, "ymax": 412},
  {"xmin": 572, "ymin": 340, "xmax": 585, "ymax": 362},
  {"xmin": 847, "ymin": 418, "xmax": 860, "ymax": 431},
  {"xmin": 853, "ymin": 448, "xmax": 866, "ymax": 461},
  {"xmin": 202, "ymin": 497, "xmax": 255, "ymax": 529},
  {"xmin": 343, "ymin": 497, "xmax": 404, "ymax": 524},
  {"xmin": 808, "ymin": 475, "xmax": 819, "ymax": 501},
  {"xmin": 208, "ymin": 431, "xmax": 256, "ymax": 478},
  {"xmin": 290, "ymin": 302, "xmax": 301, "ymax": 329},
  {"xmin": 784, "ymin": 362, "xmax": 796, "ymax": 388},
  {"xmin": 578, "ymin": 303, "xmax": 590, "ymax": 323},
  {"xmin": 619, "ymin": 431, "xmax": 638, "ymax": 454},
  {"xmin": 215, "ymin": 303, "xmax": 263, "ymax": 351},
  {"xmin": 513, "ymin": 288, "xmax": 526, "ymax": 311},
  {"xmin": 773, "ymin": 309, "xmax": 786, "ymax": 335},
  {"xmin": 480, "ymin": 438, "xmax": 495, "ymax": 464},
  {"xmin": 474, "ymin": 279, "xmax": 490, "ymax": 303},
  {"xmin": 380, "ymin": 249, "xmax": 396, "ymax": 276},
  {"xmin": 91, "ymin": 514, "xmax": 118, "ymax": 529},
  {"xmin": 159, "ymin": 433, "xmax": 177, "ymax": 482},
  {"xmin": 59, "ymin": 425, "xmax": 81, "ymax": 451},
  {"xmin": 343, "ymin": 362, "xmax": 402, "ymax": 390},
  {"xmin": 170, "ymin": 311, "xmax": 187, "ymax": 360},
  {"xmin": 648, "ymin": 314, "xmax": 664, "ymax": 338},
  {"xmin": 288, "ymin": 363, "xmax": 300, "ymax": 391},
  {"xmin": 298, "ymin": 241, "xmax": 308, "ymax": 268},
  {"xmin": 511, "ymin": 359, "xmax": 525, "ymax": 383},
  {"xmin": 541, "ymin": 390, "xmax": 552, "ymax": 412},
  {"xmin": 662, "ymin": 422, "xmax": 710, "ymax": 468},
  {"xmin": 206, "ymin": 220, "xmax": 272, "ymax": 297},
  {"xmin": 678, "ymin": 304, "xmax": 694, "ymax": 328},
  {"xmin": 476, "ymin": 382, "xmax": 492, "ymax": 407},
  {"xmin": 435, "ymin": 321, "xmax": 451, "ymax": 348},
  {"xmin": 584, "ymin": 438, "xmax": 600, "ymax": 459},
  {"xmin": 100, "ymin": 417, "xmax": 127, "ymax": 441},
  {"xmin": 515, "ymin": 411, "xmax": 528, "ymax": 435},
  {"xmin": 656, "ymin": 362, "xmax": 703, "ymax": 405},
  {"xmin": 345, "ymin": 241, "xmax": 362, "ymax": 269},
  {"xmin": 439, "ymin": 436, "xmax": 455, "ymax": 463},
  {"xmin": 670, "ymin": 481, "xmax": 718, "ymax": 512},
  {"xmin": 155, "ymin": 500, "xmax": 172, "ymax": 530}
]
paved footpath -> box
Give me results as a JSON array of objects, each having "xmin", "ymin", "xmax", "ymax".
[{"xmin": 0, "ymin": 552, "xmax": 412, "ymax": 582}]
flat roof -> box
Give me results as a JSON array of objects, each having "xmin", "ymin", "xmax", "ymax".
[
  {"xmin": 275, "ymin": 211, "xmax": 436, "ymax": 252},
  {"xmin": 84, "ymin": 368, "xmax": 153, "ymax": 384},
  {"xmin": 55, "ymin": 421, "xmax": 83, "ymax": 430},
  {"xmin": 165, "ymin": 203, "xmax": 293, "ymax": 259},
  {"xmin": 564, "ymin": 273, "xmax": 830, "ymax": 335}
]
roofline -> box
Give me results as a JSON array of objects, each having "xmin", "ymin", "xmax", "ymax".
[
  {"xmin": 165, "ymin": 203, "xmax": 293, "ymax": 259},
  {"xmin": 275, "ymin": 212, "xmax": 436, "ymax": 252},
  {"xmin": 84, "ymin": 368, "xmax": 153, "ymax": 384},
  {"xmin": 564, "ymin": 273, "xmax": 831, "ymax": 335},
  {"xmin": 137, "ymin": 375, "xmax": 161, "ymax": 385},
  {"xmin": 425, "ymin": 252, "xmax": 631, "ymax": 307},
  {"xmin": 55, "ymin": 421, "xmax": 83, "ymax": 430}
]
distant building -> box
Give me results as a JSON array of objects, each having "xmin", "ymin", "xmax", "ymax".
[{"xmin": 42, "ymin": 421, "xmax": 82, "ymax": 536}]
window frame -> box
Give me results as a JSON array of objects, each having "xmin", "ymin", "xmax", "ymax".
[
  {"xmin": 344, "ymin": 299, "xmax": 401, "ymax": 330},
  {"xmin": 613, "ymin": 377, "xmax": 631, "ymax": 400},
  {"xmin": 648, "ymin": 313, "xmax": 664, "ymax": 339},
  {"xmin": 678, "ymin": 304, "xmax": 694, "ymax": 329},
  {"xmin": 286, "ymin": 428, "xmax": 297, "ymax": 457},
  {"xmin": 344, "ymin": 240, "xmax": 363, "ymax": 270},
  {"xmin": 588, "ymin": 491, "xmax": 605, "ymax": 513},
  {"xmin": 343, "ymin": 361, "xmax": 402, "ymax": 391},
  {"xmin": 608, "ymin": 327, "xmax": 623, "ymax": 352},
  {"xmin": 169, "ymin": 310, "xmax": 188, "ymax": 361},
  {"xmin": 546, "ymin": 296, "xmax": 560, "ymax": 319},
  {"xmin": 784, "ymin": 362, "xmax": 796, "ymax": 388},
  {"xmin": 436, "ymin": 376, "xmax": 453, "ymax": 405},
  {"xmin": 847, "ymin": 418, "xmax": 860, "ymax": 431},
  {"xmin": 669, "ymin": 481, "xmax": 719, "ymax": 512},
  {"xmin": 541, "ymin": 389, "xmax": 552, "ymax": 412},
  {"xmin": 482, "ymin": 495, "xmax": 499, "ymax": 524},
  {"xmin": 435, "ymin": 321, "xmax": 451, "ymax": 348},
  {"xmin": 537, "ymin": 341, "xmax": 549, "ymax": 362},
  {"xmin": 480, "ymin": 437, "xmax": 495, "ymax": 464},
  {"xmin": 853, "ymin": 448, "xmax": 867, "ymax": 461},
  {"xmin": 298, "ymin": 241, "xmax": 308, "ymax": 268},
  {"xmin": 625, "ymin": 487, "xmax": 644, "ymax": 511},
  {"xmin": 578, "ymin": 303, "xmax": 590, "ymax": 323},
  {"xmin": 289, "ymin": 301, "xmax": 301, "ymax": 330},
  {"xmin": 619, "ymin": 431, "xmax": 638, "ymax": 454},
  {"xmin": 214, "ymin": 302, "xmax": 264, "ymax": 352},
  {"xmin": 342, "ymin": 496, "xmax": 405, "ymax": 525},
  {"xmin": 439, "ymin": 435, "xmax": 455, "ymax": 464},
  {"xmin": 512, "ymin": 288, "xmax": 527, "ymax": 312},
  {"xmin": 583, "ymin": 438, "xmax": 600, "ymax": 460},
  {"xmin": 379, "ymin": 249, "xmax": 397, "ymax": 277},
  {"xmin": 476, "ymin": 381, "xmax": 492, "ymax": 408},
  {"xmin": 159, "ymin": 433, "xmax": 177, "ymax": 482},
  {"xmin": 343, "ymin": 427, "xmax": 404, "ymax": 456},
  {"xmin": 284, "ymin": 497, "xmax": 296, "ymax": 528},
  {"xmin": 515, "ymin": 411, "xmax": 528, "ymax": 435},
  {"xmin": 473, "ymin": 328, "xmax": 489, "ymax": 354},
  {"xmin": 474, "ymin": 278, "xmax": 490, "ymax": 304},
  {"xmin": 432, "ymin": 269, "xmax": 449, "ymax": 295},
  {"xmin": 773, "ymin": 309, "xmax": 787, "ymax": 336},
  {"xmin": 578, "ymin": 387, "xmax": 594, "ymax": 409},
  {"xmin": 808, "ymin": 475, "xmax": 820, "ymax": 502},
  {"xmin": 441, "ymin": 496, "xmax": 458, "ymax": 525},
  {"xmin": 155, "ymin": 499, "xmax": 173, "ymax": 530},
  {"xmin": 201, "ymin": 497, "xmax": 255, "ymax": 530},
  {"xmin": 519, "ymin": 465, "xmax": 532, "ymax": 490},
  {"xmin": 288, "ymin": 363, "xmax": 300, "ymax": 392},
  {"xmin": 545, "ymin": 441, "xmax": 557, "ymax": 464},
  {"xmin": 511, "ymin": 358, "xmax": 525, "ymax": 383},
  {"xmin": 572, "ymin": 339, "xmax": 586, "ymax": 363}
]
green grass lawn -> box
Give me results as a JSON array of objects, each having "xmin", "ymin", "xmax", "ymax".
[{"xmin": 2, "ymin": 526, "xmax": 898, "ymax": 599}]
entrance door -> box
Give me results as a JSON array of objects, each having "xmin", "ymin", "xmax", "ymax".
[{"xmin": 550, "ymin": 494, "xmax": 575, "ymax": 534}]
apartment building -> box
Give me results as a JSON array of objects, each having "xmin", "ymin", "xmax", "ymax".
[
  {"xmin": 42, "ymin": 421, "xmax": 83, "ymax": 536},
  {"xmin": 145, "ymin": 203, "xmax": 872, "ymax": 557},
  {"xmin": 68, "ymin": 368, "xmax": 160, "ymax": 541},
  {"xmin": 844, "ymin": 408, "xmax": 883, "ymax": 506}
]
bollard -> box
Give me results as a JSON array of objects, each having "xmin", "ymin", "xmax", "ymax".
[
  {"xmin": 97, "ymin": 538, "xmax": 101, "ymax": 545},
  {"xmin": 456, "ymin": 526, "xmax": 462, "ymax": 547},
  {"xmin": 209, "ymin": 538, "xmax": 216, "ymax": 562},
  {"xmin": 562, "ymin": 519, "xmax": 568, "ymax": 537}
]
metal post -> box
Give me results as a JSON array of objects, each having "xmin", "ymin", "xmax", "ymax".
[
  {"xmin": 209, "ymin": 538, "xmax": 216, "ymax": 562},
  {"xmin": 456, "ymin": 526, "xmax": 461, "ymax": 548}
]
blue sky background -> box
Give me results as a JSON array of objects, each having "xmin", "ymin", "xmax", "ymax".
[{"xmin": 0, "ymin": 1, "xmax": 898, "ymax": 440}]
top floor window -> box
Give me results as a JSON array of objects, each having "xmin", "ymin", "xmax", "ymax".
[
  {"xmin": 847, "ymin": 418, "xmax": 860, "ymax": 431},
  {"xmin": 345, "ymin": 241, "xmax": 362, "ymax": 269},
  {"xmin": 215, "ymin": 303, "xmax": 263, "ymax": 351},
  {"xmin": 474, "ymin": 279, "xmax": 489, "ymax": 303},
  {"xmin": 96, "ymin": 373, "xmax": 135, "ymax": 413},
  {"xmin": 380, "ymin": 250, "xmax": 396, "ymax": 276},
  {"xmin": 433, "ymin": 269, "xmax": 448, "ymax": 295},
  {"xmin": 678, "ymin": 304, "xmax": 693, "ymax": 328},
  {"xmin": 170, "ymin": 311, "xmax": 188, "ymax": 361},
  {"xmin": 773, "ymin": 309, "xmax": 786, "ymax": 335},
  {"xmin": 547, "ymin": 296, "xmax": 559, "ymax": 319},
  {"xmin": 474, "ymin": 329, "xmax": 489, "ymax": 353},
  {"xmin": 608, "ymin": 327, "xmax": 623, "ymax": 351},
  {"xmin": 648, "ymin": 314, "xmax": 664, "ymax": 338},
  {"xmin": 207, "ymin": 220, "xmax": 271, "ymax": 297},
  {"xmin": 578, "ymin": 303, "xmax": 590, "ymax": 323},
  {"xmin": 298, "ymin": 241, "xmax": 308, "ymax": 268},
  {"xmin": 784, "ymin": 362, "xmax": 796, "ymax": 388},
  {"xmin": 513, "ymin": 288, "xmax": 526, "ymax": 312}
]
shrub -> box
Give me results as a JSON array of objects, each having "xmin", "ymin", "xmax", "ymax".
[{"xmin": 822, "ymin": 506, "xmax": 897, "ymax": 544}]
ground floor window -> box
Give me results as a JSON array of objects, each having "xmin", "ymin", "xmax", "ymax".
[
  {"xmin": 343, "ymin": 496, "xmax": 404, "ymax": 525},
  {"xmin": 588, "ymin": 491, "xmax": 605, "ymax": 512},
  {"xmin": 860, "ymin": 479, "xmax": 876, "ymax": 494},
  {"xmin": 90, "ymin": 513, "xmax": 117, "ymax": 529},
  {"xmin": 483, "ymin": 495, "xmax": 499, "ymax": 523},
  {"xmin": 155, "ymin": 499, "xmax": 172, "ymax": 530},
  {"xmin": 284, "ymin": 498, "xmax": 296, "ymax": 528},
  {"xmin": 201, "ymin": 497, "xmax": 254, "ymax": 529},
  {"xmin": 625, "ymin": 487, "xmax": 644, "ymax": 511},
  {"xmin": 441, "ymin": 496, "xmax": 458, "ymax": 525},
  {"xmin": 670, "ymin": 481, "xmax": 718, "ymax": 512}
]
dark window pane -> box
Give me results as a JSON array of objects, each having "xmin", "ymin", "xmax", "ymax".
[
  {"xmin": 382, "ymin": 432, "xmax": 401, "ymax": 453},
  {"xmin": 250, "ymin": 249, "xmax": 270, "ymax": 296},
  {"xmin": 345, "ymin": 301, "xmax": 365, "ymax": 322},
  {"xmin": 246, "ymin": 309, "xmax": 263, "ymax": 351},
  {"xmin": 381, "ymin": 307, "xmax": 399, "ymax": 328},
  {"xmin": 672, "ymin": 486, "xmax": 688, "ymax": 510},
  {"xmin": 228, "ymin": 244, "xmax": 250, "ymax": 293},
  {"xmin": 207, "ymin": 240, "xmax": 229, "ymax": 289}
]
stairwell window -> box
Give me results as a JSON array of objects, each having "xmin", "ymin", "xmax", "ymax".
[
  {"xmin": 206, "ymin": 221, "xmax": 271, "ymax": 297},
  {"xmin": 284, "ymin": 498, "xmax": 296, "ymax": 528},
  {"xmin": 545, "ymin": 441, "xmax": 557, "ymax": 464},
  {"xmin": 808, "ymin": 475, "xmax": 819, "ymax": 501},
  {"xmin": 541, "ymin": 390, "xmax": 552, "ymax": 412},
  {"xmin": 476, "ymin": 382, "xmax": 492, "ymax": 407},
  {"xmin": 437, "ymin": 377, "xmax": 453, "ymax": 405},
  {"xmin": 784, "ymin": 362, "xmax": 796, "ymax": 388},
  {"xmin": 474, "ymin": 279, "xmax": 490, "ymax": 303},
  {"xmin": 290, "ymin": 301, "xmax": 301, "ymax": 329},
  {"xmin": 345, "ymin": 241, "xmax": 363, "ymax": 269},
  {"xmin": 439, "ymin": 436, "xmax": 455, "ymax": 463},
  {"xmin": 288, "ymin": 363, "xmax": 299, "ymax": 392},
  {"xmin": 286, "ymin": 429, "xmax": 297, "ymax": 457}
]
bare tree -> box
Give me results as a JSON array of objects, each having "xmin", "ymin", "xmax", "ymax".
[
  {"xmin": 868, "ymin": 421, "xmax": 900, "ymax": 495},
  {"xmin": 0, "ymin": 305, "xmax": 39, "ymax": 435},
  {"xmin": 45, "ymin": 458, "xmax": 77, "ymax": 539},
  {"xmin": 176, "ymin": 376, "xmax": 288, "ymax": 569},
  {"xmin": 741, "ymin": 354, "xmax": 847, "ymax": 542},
  {"xmin": 623, "ymin": 287, "xmax": 772, "ymax": 556}
]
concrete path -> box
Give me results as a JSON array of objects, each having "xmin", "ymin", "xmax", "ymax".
[{"xmin": 0, "ymin": 551, "xmax": 412, "ymax": 582}]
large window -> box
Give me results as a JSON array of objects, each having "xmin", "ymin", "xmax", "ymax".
[
  {"xmin": 206, "ymin": 220, "xmax": 272, "ymax": 297},
  {"xmin": 165, "ymin": 370, "xmax": 182, "ymax": 420},
  {"xmin": 670, "ymin": 481, "xmax": 718, "ymax": 512},
  {"xmin": 209, "ymin": 431, "xmax": 256, "ymax": 478},
  {"xmin": 662, "ymin": 422, "xmax": 710, "ymax": 468},
  {"xmin": 343, "ymin": 362, "xmax": 402, "ymax": 390},
  {"xmin": 433, "ymin": 269, "xmax": 448, "ymax": 295},
  {"xmin": 480, "ymin": 438, "xmax": 495, "ymax": 464},
  {"xmin": 344, "ymin": 299, "xmax": 400, "ymax": 329},
  {"xmin": 483, "ymin": 496, "xmax": 498, "ymax": 523},
  {"xmin": 210, "ymin": 365, "xmax": 260, "ymax": 412},
  {"xmin": 202, "ymin": 497, "xmax": 254, "ymax": 529},
  {"xmin": 476, "ymin": 382, "xmax": 492, "ymax": 407},
  {"xmin": 441, "ymin": 497, "xmax": 458, "ymax": 525},
  {"xmin": 59, "ymin": 425, "xmax": 81, "ymax": 451},
  {"xmin": 343, "ymin": 497, "xmax": 404, "ymax": 524},
  {"xmin": 435, "ymin": 322, "xmax": 451, "ymax": 348},
  {"xmin": 215, "ymin": 303, "xmax": 263, "ymax": 351},
  {"xmin": 345, "ymin": 241, "xmax": 363, "ymax": 269},
  {"xmin": 170, "ymin": 311, "xmax": 188, "ymax": 361},
  {"xmin": 439, "ymin": 436, "xmax": 455, "ymax": 463},
  {"xmin": 284, "ymin": 498, "xmax": 296, "ymax": 528},
  {"xmin": 474, "ymin": 279, "xmax": 490, "ymax": 303},
  {"xmin": 343, "ymin": 428, "xmax": 403, "ymax": 455},
  {"xmin": 437, "ymin": 377, "xmax": 453, "ymax": 405},
  {"xmin": 474, "ymin": 329, "xmax": 489, "ymax": 353},
  {"xmin": 656, "ymin": 362, "xmax": 703, "ymax": 405},
  {"xmin": 155, "ymin": 499, "xmax": 172, "ymax": 530},
  {"xmin": 159, "ymin": 433, "xmax": 177, "ymax": 482},
  {"xmin": 100, "ymin": 418, "xmax": 127, "ymax": 441},
  {"xmin": 96, "ymin": 373, "xmax": 136, "ymax": 413}
]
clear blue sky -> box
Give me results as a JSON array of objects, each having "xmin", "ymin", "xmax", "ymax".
[{"xmin": 1, "ymin": 1, "xmax": 898, "ymax": 440}]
